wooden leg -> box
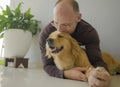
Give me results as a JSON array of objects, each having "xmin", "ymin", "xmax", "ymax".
[
  {"xmin": 14, "ymin": 58, "xmax": 28, "ymax": 68},
  {"xmin": 5, "ymin": 58, "xmax": 14, "ymax": 67}
]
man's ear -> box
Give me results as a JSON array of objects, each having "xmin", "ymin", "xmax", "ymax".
[{"xmin": 77, "ymin": 13, "xmax": 82, "ymax": 22}]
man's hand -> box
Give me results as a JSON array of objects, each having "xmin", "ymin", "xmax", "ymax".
[
  {"xmin": 64, "ymin": 67, "xmax": 88, "ymax": 81},
  {"xmin": 88, "ymin": 67, "xmax": 111, "ymax": 87}
]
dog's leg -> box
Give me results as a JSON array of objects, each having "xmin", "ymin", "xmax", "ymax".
[
  {"xmin": 110, "ymin": 61, "xmax": 120, "ymax": 75},
  {"xmin": 85, "ymin": 67, "xmax": 94, "ymax": 79}
]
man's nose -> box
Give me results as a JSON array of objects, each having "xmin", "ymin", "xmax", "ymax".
[{"xmin": 57, "ymin": 26, "xmax": 64, "ymax": 32}]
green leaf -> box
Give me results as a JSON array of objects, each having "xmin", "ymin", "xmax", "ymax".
[
  {"xmin": 14, "ymin": 2, "xmax": 23, "ymax": 17},
  {"xmin": 0, "ymin": 2, "xmax": 41, "ymax": 38},
  {"xmin": 24, "ymin": 8, "xmax": 34, "ymax": 20}
]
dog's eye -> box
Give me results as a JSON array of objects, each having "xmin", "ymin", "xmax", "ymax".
[{"xmin": 58, "ymin": 35, "xmax": 63, "ymax": 38}]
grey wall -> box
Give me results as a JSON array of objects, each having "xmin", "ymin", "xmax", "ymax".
[
  {"xmin": 79, "ymin": 0, "xmax": 120, "ymax": 60},
  {"xmin": 10, "ymin": 0, "xmax": 120, "ymax": 63}
]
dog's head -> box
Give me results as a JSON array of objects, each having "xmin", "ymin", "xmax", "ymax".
[{"xmin": 46, "ymin": 31, "xmax": 80, "ymax": 58}]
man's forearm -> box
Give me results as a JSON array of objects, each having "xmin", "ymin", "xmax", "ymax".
[{"xmin": 44, "ymin": 64, "xmax": 64, "ymax": 78}]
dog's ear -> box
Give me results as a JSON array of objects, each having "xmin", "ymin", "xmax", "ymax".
[
  {"xmin": 46, "ymin": 45, "xmax": 52, "ymax": 58},
  {"xmin": 69, "ymin": 37, "xmax": 81, "ymax": 57}
]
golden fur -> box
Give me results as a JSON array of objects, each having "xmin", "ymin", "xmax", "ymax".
[{"xmin": 46, "ymin": 31, "xmax": 120, "ymax": 76}]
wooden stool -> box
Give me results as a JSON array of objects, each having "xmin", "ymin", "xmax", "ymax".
[
  {"xmin": 5, "ymin": 57, "xmax": 29, "ymax": 68},
  {"xmin": 14, "ymin": 58, "xmax": 28, "ymax": 68},
  {"xmin": 5, "ymin": 58, "xmax": 14, "ymax": 66}
]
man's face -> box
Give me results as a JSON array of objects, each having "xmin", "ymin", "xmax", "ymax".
[
  {"xmin": 53, "ymin": 14, "xmax": 78, "ymax": 34},
  {"xmin": 53, "ymin": 3, "xmax": 81, "ymax": 34}
]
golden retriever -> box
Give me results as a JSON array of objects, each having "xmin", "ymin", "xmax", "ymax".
[{"xmin": 46, "ymin": 31, "xmax": 120, "ymax": 76}]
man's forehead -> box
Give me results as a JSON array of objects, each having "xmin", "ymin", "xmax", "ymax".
[{"xmin": 53, "ymin": 1, "xmax": 75, "ymax": 17}]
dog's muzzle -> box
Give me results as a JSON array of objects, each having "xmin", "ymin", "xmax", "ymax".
[{"xmin": 46, "ymin": 38, "xmax": 63, "ymax": 53}]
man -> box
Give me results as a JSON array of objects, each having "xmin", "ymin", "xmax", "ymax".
[{"xmin": 39, "ymin": 0, "xmax": 111, "ymax": 87}]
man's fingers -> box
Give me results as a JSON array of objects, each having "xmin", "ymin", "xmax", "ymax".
[
  {"xmin": 78, "ymin": 72, "xmax": 88, "ymax": 81},
  {"xmin": 73, "ymin": 67, "xmax": 88, "ymax": 81}
]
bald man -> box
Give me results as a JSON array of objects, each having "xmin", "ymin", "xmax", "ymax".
[{"xmin": 39, "ymin": 0, "xmax": 111, "ymax": 87}]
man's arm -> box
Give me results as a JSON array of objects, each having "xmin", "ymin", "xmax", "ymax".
[
  {"xmin": 85, "ymin": 29, "xmax": 108, "ymax": 71},
  {"xmin": 39, "ymin": 24, "xmax": 64, "ymax": 78}
]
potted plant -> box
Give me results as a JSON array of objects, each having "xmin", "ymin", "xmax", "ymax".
[{"xmin": 0, "ymin": 2, "xmax": 41, "ymax": 58}]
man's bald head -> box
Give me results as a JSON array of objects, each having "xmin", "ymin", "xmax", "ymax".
[
  {"xmin": 53, "ymin": 0, "xmax": 81, "ymax": 33},
  {"xmin": 55, "ymin": 0, "xmax": 79, "ymax": 14}
]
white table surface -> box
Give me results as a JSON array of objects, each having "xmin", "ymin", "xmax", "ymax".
[{"xmin": 0, "ymin": 66, "xmax": 120, "ymax": 87}]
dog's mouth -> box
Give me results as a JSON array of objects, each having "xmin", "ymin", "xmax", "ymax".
[{"xmin": 49, "ymin": 45, "xmax": 64, "ymax": 54}]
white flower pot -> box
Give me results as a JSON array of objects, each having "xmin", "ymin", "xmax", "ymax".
[{"xmin": 4, "ymin": 29, "xmax": 32, "ymax": 58}]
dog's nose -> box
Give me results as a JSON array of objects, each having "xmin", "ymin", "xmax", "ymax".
[{"xmin": 47, "ymin": 38, "xmax": 54, "ymax": 43}]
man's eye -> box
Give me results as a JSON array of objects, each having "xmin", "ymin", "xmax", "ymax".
[
  {"xmin": 62, "ymin": 24, "xmax": 68, "ymax": 27},
  {"xmin": 58, "ymin": 35, "xmax": 63, "ymax": 38}
]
